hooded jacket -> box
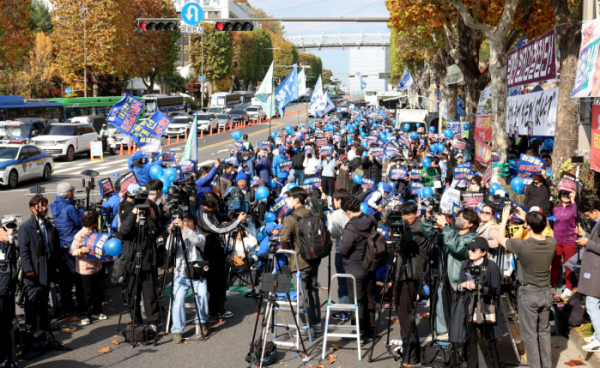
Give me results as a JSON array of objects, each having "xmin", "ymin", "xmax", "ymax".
[
  {"xmin": 272, "ymin": 151, "xmax": 291, "ymax": 179},
  {"xmin": 49, "ymin": 196, "xmax": 83, "ymax": 246},
  {"xmin": 128, "ymin": 157, "xmax": 163, "ymax": 186},
  {"xmin": 338, "ymin": 213, "xmax": 377, "ymax": 277}
]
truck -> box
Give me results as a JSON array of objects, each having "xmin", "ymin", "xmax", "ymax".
[{"xmin": 394, "ymin": 109, "xmax": 432, "ymax": 133}]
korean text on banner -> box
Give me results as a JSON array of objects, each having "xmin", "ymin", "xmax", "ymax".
[
  {"xmin": 518, "ymin": 153, "xmax": 545, "ymax": 175},
  {"xmin": 462, "ymin": 192, "xmax": 484, "ymax": 209},
  {"xmin": 445, "ymin": 121, "xmax": 461, "ymax": 135},
  {"xmin": 573, "ymin": 17, "xmax": 600, "ymax": 97},
  {"xmin": 475, "ymin": 115, "xmax": 492, "ymax": 142},
  {"xmin": 390, "ymin": 167, "xmax": 407, "ymax": 180},
  {"xmin": 275, "ymin": 65, "xmax": 298, "ymax": 117},
  {"xmin": 98, "ymin": 178, "xmax": 115, "ymax": 197},
  {"xmin": 410, "ymin": 182, "xmax": 424, "ymax": 196},
  {"xmin": 105, "ymin": 93, "xmax": 144, "ymax": 134},
  {"xmin": 129, "ymin": 111, "xmax": 171, "ymax": 145},
  {"xmin": 592, "ymin": 104, "xmax": 600, "ymax": 172},
  {"xmin": 474, "ymin": 139, "xmax": 492, "ymax": 167},
  {"xmin": 507, "ymin": 29, "xmax": 557, "ymax": 89},
  {"xmin": 362, "ymin": 178, "xmax": 375, "ymax": 191},
  {"xmin": 506, "ymin": 87, "xmax": 558, "ymax": 137},
  {"xmin": 116, "ymin": 171, "xmax": 138, "ymax": 194},
  {"xmin": 557, "ymin": 174, "xmax": 577, "ymax": 193},
  {"xmin": 83, "ymin": 233, "xmax": 112, "ymax": 262}
]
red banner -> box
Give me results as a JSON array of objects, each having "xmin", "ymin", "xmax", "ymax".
[
  {"xmin": 474, "ymin": 115, "xmax": 492, "ymax": 143},
  {"xmin": 592, "ymin": 105, "xmax": 600, "ymax": 172},
  {"xmin": 475, "ymin": 139, "xmax": 492, "ymax": 167}
]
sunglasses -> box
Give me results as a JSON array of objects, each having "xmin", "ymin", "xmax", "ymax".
[
  {"xmin": 468, "ymin": 248, "xmax": 483, "ymax": 252},
  {"xmin": 480, "ymin": 211, "xmax": 492, "ymax": 215}
]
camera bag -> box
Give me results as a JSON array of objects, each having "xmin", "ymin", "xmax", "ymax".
[
  {"xmin": 122, "ymin": 325, "xmax": 155, "ymax": 344},
  {"xmin": 421, "ymin": 341, "xmax": 455, "ymax": 368},
  {"xmin": 291, "ymin": 213, "xmax": 333, "ymax": 261},
  {"xmin": 346, "ymin": 224, "xmax": 388, "ymax": 272},
  {"xmin": 190, "ymin": 261, "xmax": 210, "ymax": 279},
  {"xmin": 246, "ymin": 340, "xmax": 278, "ymax": 365}
]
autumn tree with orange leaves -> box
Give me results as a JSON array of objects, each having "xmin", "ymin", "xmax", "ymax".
[{"xmin": 0, "ymin": 0, "xmax": 33, "ymax": 95}]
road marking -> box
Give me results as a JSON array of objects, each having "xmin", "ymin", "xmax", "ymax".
[{"xmin": 197, "ymin": 160, "xmax": 214, "ymax": 166}]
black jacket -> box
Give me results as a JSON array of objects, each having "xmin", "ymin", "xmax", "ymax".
[
  {"xmin": 339, "ymin": 213, "xmax": 377, "ymax": 277},
  {"xmin": 362, "ymin": 156, "xmax": 382, "ymax": 183},
  {"xmin": 117, "ymin": 200, "xmax": 162, "ymax": 271},
  {"xmin": 287, "ymin": 148, "xmax": 305, "ymax": 170},
  {"xmin": 18, "ymin": 214, "xmax": 61, "ymax": 287},
  {"xmin": 197, "ymin": 206, "xmax": 241, "ymax": 264},
  {"xmin": 0, "ymin": 240, "xmax": 17, "ymax": 296},
  {"xmin": 348, "ymin": 157, "xmax": 363, "ymax": 174},
  {"xmin": 397, "ymin": 218, "xmax": 429, "ymax": 282},
  {"xmin": 523, "ymin": 177, "xmax": 553, "ymax": 216}
]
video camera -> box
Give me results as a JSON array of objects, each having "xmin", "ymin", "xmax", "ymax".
[
  {"xmin": 464, "ymin": 265, "xmax": 481, "ymax": 283},
  {"xmin": 387, "ymin": 212, "xmax": 406, "ymax": 253},
  {"xmin": 423, "ymin": 194, "xmax": 441, "ymax": 216},
  {"xmin": 487, "ymin": 194, "xmax": 519, "ymax": 216}
]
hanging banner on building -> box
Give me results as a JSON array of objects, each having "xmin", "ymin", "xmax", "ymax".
[
  {"xmin": 446, "ymin": 64, "xmax": 464, "ymax": 85},
  {"xmin": 476, "ymin": 86, "xmax": 492, "ymax": 116},
  {"xmin": 507, "ymin": 29, "xmax": 557, "ymax": 89},
  {"xmin": 573, "ymin": 17, "xmax": 600, "ymax": 97},
  {"xmin": 441, "ymin": 101, "xmax": 448, "ymax": 121},
  {"xmin": 474, "ymin": 139, "xmax": 492, "ymax": 167},
  {"xmin": 474, "ymin": 115, "xmax": 492, "ymax": 143},
  {"xmin": 591, "ymin": 104, "xmax": 600, "ymax": 172},
  {"xmin": 506, "ymin": 87, "xmax": 558, "ymax": 137}
]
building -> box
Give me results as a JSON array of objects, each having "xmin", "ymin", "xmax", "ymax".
[{"xmin": 348, "ymin": 47, "xmax": 390, "ymax": 97}]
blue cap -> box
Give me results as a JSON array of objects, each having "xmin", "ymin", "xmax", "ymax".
[
  {"xmin": 236, "ymin": 171, "xmax": 248, "ymax": 182},
  {"xmin": 133, "ymin": 151, "xmax": 151, "ymax": 160},
  {"xmin": 382, "ymin": 183, "xmax": 392, "ymax": 193},
  {"xmin": 266, "ymin": 223, "xmax": 283, "ymax": 234},
  {"xmin": 279, "ymin": 145, "xmax": 286, "ymax": 152},
  {"xmin": 127, "ymin": 184, "xmax": 141, "ymax": 196}
]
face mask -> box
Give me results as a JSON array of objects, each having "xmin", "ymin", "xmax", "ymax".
[
  {"xmin": 243, "ymin": 156, "xmax": 249, "ymax": 161},
  {"xmin": 455, "ymin": 217, "xmax": 467, "ymax": 229},
  {"xmin": 37, "ymin": 210, "xmax": 48, "ymax": 219}
]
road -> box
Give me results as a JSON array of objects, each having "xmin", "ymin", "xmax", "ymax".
[{"xmin": 10, "ymin": 104, "xmax": 582, "ymax": 368}]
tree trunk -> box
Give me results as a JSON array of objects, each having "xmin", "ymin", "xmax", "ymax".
[
  {"xmin": 447, "ymin": 84, "xmax": 458, "ymax": 121},
  {"xmin": 551, "ymin": 0, "xmax": 582, "ymax": 173},
  {"xmin": 488, "ymin": 37, "xmax": 509, "ymax": 183}
]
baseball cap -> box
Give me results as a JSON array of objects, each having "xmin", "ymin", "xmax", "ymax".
[
  {"xmin": 243, "ymin": 134, "xmax": 248, "ymax": 139},
  {"xmin": 266, "ymin": 223, "xmax": 283, "ymax": 234},
  {"xmin": 133, "ymin": 151, "xmax": 151, "ymax": 160},
  {"xmin": 456, "ymin": 153, "xmax": 463, "ymax": 158},
  {"xmin": 339, "ymin": 154, "xmax": 347, "ymax": 161},
  {"xmin": 127, "ymin": 184, "xmax": 142, "ymax": 196},
  {"xmin": 57, "ymin": 182, "xmax": 75, "ymax": 197},
  {"xmin": 279, "ymin": 145, "xmax": 286, "ymax": 152},
  {"xmin": 528, "ymin": 206, "xmax": 543, "ymax": 214},
  {"xmin": 467, "ymin": 237, "xmax": 490, "ymax": 251}
]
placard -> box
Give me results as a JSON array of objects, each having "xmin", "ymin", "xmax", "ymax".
[
  {"xmin": 592, "ymin": 104, "xmax": 600, "ymax": 172},
  {"xmin": 474, "ymin": 115, "xmax": 492, "ymax": 143},
  {"xmin": 106, "ymin": 93, "xmax": 144, "ymax": 134},
  {"xmin": 271, "ymin": 197, "xmax": 292, "ymax": 218},
  {"xmin": 410, "ymin": 182, "xmax": 424, "ymax": 195},
  {"xmin": 180, "ymin": 160, "xmax": 195, "ymax": 174},
  {"xmin": 369, "ymin": 147, "xmax": 384, "ymax": 159},
  {"xmin": 367, "ymin": 135, "xmax": 378, "ymax": 145},
  {"xmin": 98, "ymin": 178, "xmax": 115, "ymax": 198},
  {"xmin": 162, "ymin": 151, "xmax": 176, "ymax": 162},
  {"xmin": 440, "ymin": 187, "xmax": 461, "ymax": 215},
  {"xmin": 474, "ymin": 139, "xmax": 492, "ymax": 167},
  {"xmin": 445, "ymin": 121, "xmax": 461, "ymax": 135},
  {"xmin": 517, "ymin": 153, "xmax": 545, "ymax": 175},
  {"xmin": 491, "ymin": 150, "xmax": 500, "ymax": 163},
  {"xmin": 384, "ymin": 140, "xmax": 400, "ymax": 157},
  {"xmin": 507, "ymin": 29, "xmax": 557, "ymax": 89},
  {"xmin": 279, "ymin": 160, "xmax": 293, "ymax": 173},
  {"xmin": 483, "ymin": 165, "xmax": 492, "ymax": 185},
  {"xmin": 116, "ymin": 171, "xmax": 138, "ymax": 194},
  {"xmin": 411, "ymin": 168, "xmax": 421, "ymax": 180},
  {"xmin": 506, "ymin": 88, "xmax": 558, "ymax": 137},
  {"xmin": 452, "ymin": 139, "xmax": 466, "ymax": 151},
  {"xmin": 573, "ymin": 17, "xmax": 600, "ymax": 97},
  {"xmin": 303, "ymin": 177, "xmax": 322, "ymax": 189},
  {"xmin": 224, "ymin": 155, "xmax": 238, "ymax": 166},
  {"xmin": 320, "ymin": 145, "xmax": 334, "ymax": 157},
  {"xmin": 83, "ymin": 233, "xmax": 112, "ymax": 261},
  {"xmin": 453, "ymin": 167, "xmax": 471, "ymax": 181},
  {"xmin": 461, "ymin": 192, "xmax": 484, "ymax": 209},
  {"xmin": 300, "ymin": 184, "xmax": 316, "ymax": 194},
  {"xmin": 557, "ymin": 174, "xmax": 577, "ymax": 193},
  {"xmin": 260, "ymin": 140, "xmax": 271, "ymax": 150},
  {"xmin": 362, "ymin": 178, "xmax": 375, "ymax": 191},
  {"xmin": 90, "ymin": 141, "xmax": 103, "ymax": 161},
  {"xmin": 275, "ymin": 137, "xmax": 284, "ymax": 146},
  {"xmin": 315, "ymin": 138, "xmax": 328, "ymax": 147},
  {"xmin": 390, "ymin": 167, "xmax": 408, "ymax": 180},
  {"xmin": 129, "ymin": 111, "xmax": 171, "ymax": 145}
]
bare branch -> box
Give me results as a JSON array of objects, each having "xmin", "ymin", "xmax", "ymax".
[{"xmin": 446, "ymin": 0, "xmax": 492, "ymax": 35}]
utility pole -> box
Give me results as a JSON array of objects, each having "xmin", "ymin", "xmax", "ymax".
[{"xmin": 83, "ymin": 5, "xmax": 87, "ymax": 98}]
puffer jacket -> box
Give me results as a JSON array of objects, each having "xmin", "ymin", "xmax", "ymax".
[
  {"xmin": 272, "ymin": 152, "xmax": 291, "ymax": 179},
  {"xmin": 127, "ymin": 157, "xmax": 163, "ymax": 186},
  {"xmin": 49, "ymin": 196, "xmax": 83, "ymax": 246},
  {"xmin": 338, "ymin": 213, "xmax": 377, "ymax": 278},
  {"xmin": 422, "ymin": 219, "xmax": 475, "ymax": 290}
]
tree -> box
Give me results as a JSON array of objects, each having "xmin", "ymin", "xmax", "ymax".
[
  {"xmin": 251, "ymin": 7, "xmax": 285, "ymax": 36},
  {"xmin": 550, "ymin": 0, "xmax": 582, "ymax": 172},
  {"xmin": 232, "ymin": 31, "xmax": 257, "ymax": 90},
  {"xmin": 322, "ymin": 69, "xmax": 333, "ymax": 84},
  {"xmin": 163, "ymin": 72, "xmax": 187, "ymax": 94},
  {"xmin": 19, "ymin": 32, "xmax": 56, "ymax": 98},
  {"xmin": 271, "ymin": 33, "xmax": 298, "ymax": 81},
  {"xmin": 252, "ymin": 28, "xmax": 274, "ymax": 84},
  {"xmin": 0, "ymin": 0, "xmax": 32, "ymax": 70},
  {"xmin": 299, "ymin": 53, "xmax": 322, "ymax": 88},
  {"xmin": 30, "ymin": 0, "xmax": 53, "ymax": 33}
]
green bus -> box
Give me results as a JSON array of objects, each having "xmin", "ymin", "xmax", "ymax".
[{"xmin": 49, "ymin": 96, "xmax": 146, "ymax": 121}]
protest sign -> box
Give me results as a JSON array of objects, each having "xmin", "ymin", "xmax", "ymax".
[
  {"xmin": 279, "ymin": 160, "xmax": 293, "ymax": 173},
  {"xmin": 441, "ymin": 188, "xmax": 461, "ymax": 215},
  {"xmin": 162, "ymin": 151, "xmax": 176, "ymax": 162},
  {"xmin": 411, "ymin": 168, "xmax": 421, "ymax": 180},
  {"xmin": 384, "ymin": 140, "xmax": 400, "ymax": 157},
  {"xmin": 453, "ymin": 167, "xmax": 471, "ymax": 181},
  {"xmin": 369, "ymin": 147, "xmax": 384, "ymax": 159},
  {"xmin": 462, "ymin": 192, "xmax": 485, "ymax": 209},
  {"xmin": 234, "ymin": 142, "xmax": 243, "ymax": 152},
  {"xmin": 483, "ymin": 165, "xmax": 492, "ymax": 185},
  {"xmin": 557, "ymin": 174, "xmax": 577, "ymax": 193},
  {"xmin": 367, "ymin": 135, "xmax": 378, "ymax": 145},
  {"xmin": 224, "ymin": 155, "xmax": 238, "ymax": 166},
  {"xmin": 362, "ymin": 178, "xmax": 375, "ymax": 191},
  {"xmin": 303, "ymin": 177, "xmax": 322, "ymax": 189},
  {"xmin": 410, "ymin": 182, "xmax": 424, "ymax": 196},
  {"xmin": 474, "ymin": 115, "xmax": 492, "ymax": 142},
  {"xmin": 116, "ymin": 171, "xmax": 138, "ymax": 194},
  {"xmin": 592, "ymin": 104, "xmax": 600, "ymax": 172},
  {"xmin": 98, "ymin": 178, "xmax": 115, "ymax": 197},
  {"xmin": 507, "ymin": 29, "xmax": 557, "ymax": 89},
  {"xmin": 128, "ymin": 111, "xmax": 171, "ymax": 145},
  {"xmin": 445, "ymin": 121, "xmax": 461, "ymax": 135},
  {"xmin": 275, "ymin": 137, "xmax": 284, "ymax": 146},
  {"xmin": 83, "ymin": 233, "xmax": 112, "ymax": 262},
  {"xmin": 452, "ymin": 139, "xmax": 466, "ymax": 151},
  {"xmin": 475, "ymin": 139, "xmax": 492, "ymax": 167},
  {"xmin": 105, "ymin": 93, "xmax": 144, "ymax": 134},
  {"xmin": 272, "ymin": 197, "xmax": 292, "ymax": 218},
  {"xmin": 320, "ymin": 145, "xmax": 334, "ymax": 157},
  {"xmin": 390, "ymin": 167, "xmax": 408, "ymax": 180},
  {"xmin": 573, "ymin": 17, "xmax": 600, "ymax": 97},
  {"xmin": 260, "ymin": 140, "xmax": 271, "ymax": 150},
  {"xmin": 301, "ymin": 184, "xmax": 315, "ymax": 194},
  {"xmin": 315, "ymin": 138, "xmax": 328, "ymax": 147},
  {"xmin": 491, "ymin": 150, "xmax": 500, "ymax": 163},
  {"xmin": 180, "ymin": 160, "xmax": 195, "ymax": 174},
  {"xmin": 518, "ymin": 153, "xmax": 545, "ymax": 175},
  {"xmin": 506, "ymin": 88, "xmax": 558, "ymax": 136}
]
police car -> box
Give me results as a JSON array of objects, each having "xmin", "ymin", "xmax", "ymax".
[{"xmin": 0, "ymin": 143, "xmax": 54, "ymax": 188}]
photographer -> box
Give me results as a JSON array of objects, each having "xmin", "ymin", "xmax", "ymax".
[
  {"xmin": 50, "ymin": 182, "xmax": 84, "ymax": 315},
  {"xmin": 128, "ymin": 151, "xmax": 163, "ymax": 186},
  {"xmin": 0, "ymin": 219, "xmax": 17, "ymax": 364},
  {"xmin": 451, "ymin": 237, "xmax": 503, "ymax": 368},
  {"xmin": 197, "ymin": 192, "xmax": 245, "ymax": 319},
  {"xmin": 195, "ymin": 160, "xmax": 220, "ymax": 207},
  {"xmin": 19, "ymin": 196, "xmax": 61, "ymax": 332},
  {"xmin": 166, "ymin": 213, "xmax": 210, "ymax": 342},
  {"xmin": 225, "ymin": 171, "xmax": 256, "ymax": 237},
  {"xmin": 497, "ymin": 206, "xmax": 556, "ymax": 368}
]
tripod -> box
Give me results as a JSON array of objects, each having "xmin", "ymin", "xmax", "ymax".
[
  {"xmin": 225, "ymin": 225, "xmax": 256, "ymax": 292},
  {"xmin": 162, "ymin": 224, "xmax": 205, "ymax": 340},
  {"xmin": 3, "ymin": 236, "xmax": 21, "ymax": 367}
]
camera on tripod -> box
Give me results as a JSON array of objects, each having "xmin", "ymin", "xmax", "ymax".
[
  {"xmin": 423, "ymin": 194, "xmax": 441, "ymax": 216},
  {"xmin": 133, "ymin": 190, "xmax": 152, "ymax": 209},
  {"xmin": 487, "ymin": 194, "xmax": 519, "ymax": 215},
  {"xmin": 387, "ymin": 212, "xmax": 405, "ymax": 248},
  {"xmin": 464, "ymin": 265, "xmax": 481, "ymax": 283}
]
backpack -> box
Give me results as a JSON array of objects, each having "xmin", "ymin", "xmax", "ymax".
[
  {"xmin": 346, "ymin": 224, "xmax": 388, "ymax": 272},
  {"xmin": 290, "ymin": 213, "xmax": 333, "ymax": 261},
  {"xmin": 246, "ymin": 340, "xmax": 278, "ymax": 365},
  {"xmin": 307, "ymin": 192, "xmax": 325, "ymax": 220},
  {"xmin": 122, "ymin": 325, "xmax": 155, "ymax": 344}
]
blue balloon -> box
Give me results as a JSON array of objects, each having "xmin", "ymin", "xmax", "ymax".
[
  {"xmin": 509, "ymin": 159, "xmax": 517, "ymax": 169},
  {"xmin": 265, "ymin": 212, "xmax": 276, "ymax": 223},
  {"xmin": 256, "ymin": 186, "xmax": 269, "ymax": 200},
  {"xmin": 411, "ymin": 132, "xmax": 418, "ymax": 139},
  {"xmin": 423, "ymin": 186, "xmax": 434, "ymax": 197},
  {"xmin": 543, "ymin": 138, "xmax": 554, "ymax": 150},
  {"xmin": 489, "ymin": 183, "xmax": 501, "ymax": 195},
  {"xmin": 416, "ymin": 123, "xmax": 421, "ymax": 128},
  {"xmin": 160, "ymin": 174, "xmax": 172, "ymax": 189},
  {"xmin": 269, "ymin": 178, "xmax": 278, "ymax": 188},
  {"xmin": 443, "ymin": 129, "xmax": 454, "ymax": 138},
  {"xmin": 308, "ymin": 120, "xmax": 314, "ymax": 126},
  {"xmin": 362, "ymin": 151, "xmax": 368, "ymax": 159},
  {"xmin": 510, "ymin": 177, "xmax": 524, "ymax": 195},
  {"xmin": 149, "ymin": 164, "xmax": 164, "ymax": 179},
  {"xmin": 360, "ymin": 202, "xmax": 369, "ymax": 215},
  {"xmin": 104, "ymin": 238, "xmax": 122, "ymax": 257},
  {"xmin": 422, "ymin": 157, "xmax": 431, "ymax": 168},
  {"xmin": 463, "ymin": 123, "xmax": 471, "ymax": 130},
  {"xmin": 377, "ymin": 182, "xmax": 385, "ymax": 189},
  {"xmin": 287, "ymin": 183, "xmax": 297, "ymax": 190},
  {"xmin": 114, "ymin": 172, "xmax": 120, "ymax": 180},
  {"xmin": 165, "ymin": 167, "xmax": 178, "ymax": 181},
  {"xmin": 429, "ymin": 126, "xmax": 436, "ymax": 133},
  {"xmin": 232, "ymin": 131, "xmax": 242, "ymax": 141},
  {"xmin": 352, "ymin": 174, "xmax": 363, "ymax": 185},
  {"xmin": 362, "ymin": 141, "xmax": 369, "ymax": 148},
  {"xmin": 285, "ymin": 125, "xmax": 294, "ymax": 135},
  {"xmin": 403, "ymin": 123, "xmax": 410, "ymax": 132}
]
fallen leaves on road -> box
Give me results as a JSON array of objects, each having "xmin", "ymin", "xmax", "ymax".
[
  {"xmin": 126, "ymin": 321, "xmax": 132, "ymax": 326},
  {"xmin": 331, "ymin": 344, "xmax": 343, "ymax": 351},
  {"xmin": 208, "ymin": 326, "xmax": 216, "ymax": 330},
  {"xmin": 183, "ymin": 341, "xmax": 189, "ymax": 345},
  {"xmin": 376, "ymin": 333, "xmax": 383, "ymax": 337},
  {"xmin": 392, "ymin": 318, "xmax": 399, "ymax": 323},
  {"xmin": 321, "ymin": 287, "xmax": 328, "ymax": 290},
  {"xmin": 111, "ymin": 340, "xmax": 120, "ymax": 345},
  {"xmin": 62, "ymin": 327, "xmax": 76, "ymax": 333},
  {"xmin": 564, "ymin": 360, "xmax": 585, "ymax": 367},
  {"xmin": 97, "ymin": 347, "xmax": 111, "ymax": 354},
  {"xmin": 317, "ymin": 364, "xmax": 325, "ymax": 368},
  {"xmin": 309, "ymin": 365, "xmax": 314, "ymax": 367},
  {"xmin": 551, "ymin": 344, "xmax": 562, "ymax": 349},
  {"xmin": 327, "ymin": 355, "xmax": 337, "ymax": 365},
  {"xmin": 420, "ymin": 313, "xmax": 430, "ymax": 319},
  {"xmin": 70, "ymin": 317, "xmax": 80, "ymax": 322},
  {"xmin": 580, "ymin": 355, "xmax": 585, "ymax": 360}
]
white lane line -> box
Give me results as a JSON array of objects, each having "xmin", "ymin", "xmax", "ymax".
[
  {"xmin": 197, "ymin": 160, "xmax": 215, "ymax": 166},
  {"xmin": 216, "ymin": 149, "xmax": 229, "ymax": 153}
]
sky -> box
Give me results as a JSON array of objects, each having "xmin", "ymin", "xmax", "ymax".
[{"xmin": 250, "ymin": 0, "xmax": 391, "ymax": 84}]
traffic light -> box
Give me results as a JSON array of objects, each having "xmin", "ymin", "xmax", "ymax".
[
  {"xmin": 215, "ymin": 21, "xmax": 253, "ymax": 32},
  {"xmin": 138, "ymin": 20, "xmax": 177, "ymax": 31}
]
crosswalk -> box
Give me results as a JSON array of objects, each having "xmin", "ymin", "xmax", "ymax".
[{"xmin": 53, "ymin": 158, "xmax": 131, "ymax": 177}]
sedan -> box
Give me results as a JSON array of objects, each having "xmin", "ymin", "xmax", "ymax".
[
  {"xmin": 245, "ymin": 106, "xmax": 266, "ymax": 122},
  {"xmin": 194, "ymin": 113, "xmax": 219, "ymax": 133},
  {"xmin": 0, "ymin": 144, "xmax": 53, "ymax": 189},
  {"xmin": 216, "ymin": 114, "xmax": 232, "ymax": 130},
  {"xmin": 229, "ymin": 109, "xmax": 249, "ymax": 125}
]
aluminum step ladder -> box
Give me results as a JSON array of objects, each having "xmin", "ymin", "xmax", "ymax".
[{"xmin": 321, "ymin": 274, "xmax": 361, "ymax": 361}]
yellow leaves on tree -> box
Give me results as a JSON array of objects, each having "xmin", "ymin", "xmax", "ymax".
[
  {"xmin": 19, "ymin": 32, "xmax": 57, "ymax": 98},
  {"xmin": 0, "ymin": 0, "xmax": 33, "ymax": 69},
  {"xmin": 271, "ymin": 33, "xmax": 299, "ymax": 80}
]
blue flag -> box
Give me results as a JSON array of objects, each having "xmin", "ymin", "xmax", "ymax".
[
  {"xmin": 274, "ymin": 65, "xmax": 298, "ymax": 117},
  {"xmin": 128, "ymin": 110, "xmax": 171, "ymax": 146},
  {"xmin": 316, "ymin": 91, "xmax": 335, "ymax": 118},
  {"xmin": 105, "ymin": 93, "xmax": 144, "ymax": 134},
  {"xmin": 398, "ymin": 66, "xmax": 414, "ymax": 92}
]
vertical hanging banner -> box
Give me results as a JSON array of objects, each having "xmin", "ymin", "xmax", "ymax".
[
  {"xmin": 128, "ymin": 111, "xmax": 171, "ymax": 145},
  {"xmin": 591, "ymin": 104, "xmax": 600, "ymax": 172},
  {"xmin": 474, "ymin": 115, "xmax": 492, "ymax": 142},
  {"xmin": 105, "ymin": 93, "xmax": 144, "ymax": 134},
  {"xmin": 505, "ymin": 88, "xmax": 558, "ymax": 137},
  {"xmin": 474, "ymin": 139, "xmax": 492, "ymax": 167},
  {"xmin": 506, "ymin": 29, "xmax": 557, "ymax": 89},
  {"xmin": 573, "ymin": 17, "xmax": 600, "ymax": 97}
]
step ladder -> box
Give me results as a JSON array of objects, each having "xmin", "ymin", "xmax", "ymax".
[{"xmin": 321, "ymin": 274, "xmax": 361, "ymax": 361}]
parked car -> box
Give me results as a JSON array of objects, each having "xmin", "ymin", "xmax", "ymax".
[
  {"xmin": 167, "ymin": 111, "xmax": 188, "ymax": 118},
  {"xmin": 106, "ymin": 123, "xmax": 132, "ymax": 154},
  {"xmin": 31, "ymin": 122, "xmax": 98, "ymax": 161},
  {"xmin": 229, "ymin": 109, "xmax": 249, "ymax": 125},
  {"xmin": 194, "ymin": 113, "xmax": 219, "ymax": 133},
  {"xmin": 67, "ymin": 115, "xmax": 106, "ymax": 133},
  {"xmin": 0, "ymin": 143, "xmax": 53, "ymax": 188},
  {"xmin": 216, "ymin": 114, "xmax": 232, "ymax": 130},
  {"xmin": 0, "ymin": 120, "xmax": 45, "ymax": 143},
  {"xmin": 165, "ymin": 116, "xmax": 193, "ymax": 137},
  {"xmin": 207, "ymin": 106, "xmax": 226, "ymax": 114},
  {"xmin": 245, "ymin": 106, "xmax": 266, "ymax": 122}
]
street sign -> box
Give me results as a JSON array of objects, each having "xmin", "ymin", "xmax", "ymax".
[
  {"xmin": 182, "ymin": 2, "xmax": 203, "ymax": 26},
  {"xmin": 179, "ymin": 22, "xmax": 203, "ymax": 34},
  {"xmin": 379, "ymin": 73, "xmax": 391, "ymax": 79},
  {"xmin": 65, "ymin": 88, "xmax": 72, "ymax": 95},
  {"xmin": 198, "ymin": 76, "xmax": 206, "ymax": 82}
]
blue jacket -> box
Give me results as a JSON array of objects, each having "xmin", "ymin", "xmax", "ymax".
[
  {"xmin": 49, "ymin": 196, "xmax": 83, "ymax": 246},
  {"xmin": 104, "ymin": 193, "xmax": 121, "ymax": 230},
  {"xmin": 257, "ymin": 236, "xmax": 287, "ymax": 269},
  {"xmin": 255, "ymin": 156, "xmax": 272, "ymax": 182},
  {"xmin": 195, "ymin": 166, "xmax": 219, "ymax": 206},
  {"xmin": 128, "ymin": 157, "xmax": 163, "ymax": 186},
  {"xmin": 272, "ymin": 152, "xmax": 290, "ymax": 179}
]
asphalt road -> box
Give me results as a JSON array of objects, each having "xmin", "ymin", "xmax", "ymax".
[{"xmin": 9, "ymin": 103, "xmax": 583, "ymax": 368}]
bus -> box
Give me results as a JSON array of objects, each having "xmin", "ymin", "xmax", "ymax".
[
  {"xmin": 324, "ymin": 85, "xmax": 339, "ymax": 96},
  {"xmin": 49, "ymin": 96, "xmax": 146, "ymax": 121},
  {"xmin": 0, "ymin": 95, "xmax": 64, "ymax": 127},
  {"xmin": 210, "ymin": 92, "xmax": 243, "ymax": 112},
  {"xmin": 233, "ymin": 91, "xmax": 255, "ymax": 108},
  {"xmin": 364, "ymin": 89, "xmax": 379, "ymax": 107},
  {"xmin": 142, "ymin": 94, "xmax": 185, "ymax": 115}
]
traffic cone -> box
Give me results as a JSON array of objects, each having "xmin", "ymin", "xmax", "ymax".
[
  {"xmin": 184, "ymin": 130, "xmax": 188, "ymax": 142},
  {"xmin": 217, "ymin": 126, "xmax": 221, "ymax": 134},
  {"xmin": 209, "ymin": 128, "xmax": 213, "ymax": 137},
  {"xmin": 127, "ymin": 143, "xmax": 132, "ymax": 155},
  {"xmin": 167, "ymin": 135, "xmax": 172, "ymax": 146},
  {"xmin": 119, "ymin": 143, "xmax": 124, "ymax": 156},
  {"xmin": 176, "ymin": 133, "xmax": 181, "ymax": 144},
  {"xmin": 200, "ymin": 130, "xmax": 204, "ymax": 139},
  {"xmin": 133, "ymin": 142, "xmax": 137, "ymax": 152}
]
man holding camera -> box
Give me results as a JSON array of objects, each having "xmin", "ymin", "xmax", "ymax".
[
  {"xmin": 19, "ymin": 196, "xmax": 61, "ymax": 332},
  {"xmin": 498, "ymin": 206, "xmax": 556, "ymax": 368},
  {"xmin": 197, "ymin": 192, "xmax": 246, "ymax": 319},
  {"xmin": 50, "ymin": 182, "xmax": 84, "ymax": 315},
  {"xmin": 225, "ymin": 171, "xmax": 256, "ymax": 237}
]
